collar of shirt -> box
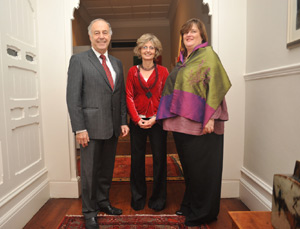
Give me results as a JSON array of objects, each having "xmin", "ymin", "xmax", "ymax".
[
  {"xmin": 91, "ymin": 47, "xmax": 116, "ymax": 83},
  {"xmin": 92, "ymin": 47, "xmax": 108, "ymax": 61}
]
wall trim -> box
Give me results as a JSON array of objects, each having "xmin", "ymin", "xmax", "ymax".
[
  {"xmin": 202, "ymin": 0, "xmax": 212, "ymax": 15},
  {"xmin": 49, "ymin": 176, "xmax": 80, "ymax": 198},
  {"xmin": 241, "ymin": 167, "xmax": 272, "ymax": 194},
  {"xmin": 0, "ymin": 167, "xmax": 48, "ymax": 207},
  {"xmin": 208, "ymin": 0, "xmax": 219, "ymax": 53},
  {"xmin": 240, "ymin": 167, "xmax": 272, "ymax": 210},
  {"xmin": 221, "ymin": 180, "xmax": 239, "ymax": 198},
  {"xmin": 65, "ymin": 0, "xmax": 81, "ymax": 198},
  {"xmin": 244, "ymin": 63, "xmax": 300, "ymax": 81},
  {"xmin": 0, "ymin": 177, "xmax": 49, "ymax": 228}
]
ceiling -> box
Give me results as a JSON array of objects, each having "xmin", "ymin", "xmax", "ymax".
[{"xmin": 79, "ymin": 0, "xmax": 174, "ymax": 22}]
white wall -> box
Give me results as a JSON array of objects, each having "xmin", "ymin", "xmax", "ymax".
[
  {"xmin": 241, "ymin": 0, "xmax": 300, "ymax": 210},
  {"xmin": 37, "ymin": 0, "xmax": 80, "ymax": 198},
  {"xmin": 211, "ymin": 0, "xmax": 247, "ymax": 198}
]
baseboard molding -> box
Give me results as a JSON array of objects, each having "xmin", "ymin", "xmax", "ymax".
[
  {"xmin": 0, "ymin": 175, "xmax": 49, "ymax": 229},
  {"xmin": 240, "ymin": 167, "xmax": 272, "ymax": 210},
  {"xmin": 0, "ymin": 168, "xmax": 48, "ymax": 207},
  {"xmin": 49, "ymin": 176, "xmax": 81, "ymax": 198},
  {"xmin": 50, "ymin": 177, "xmax": 236, "ymax": 198},
  {"xmin": 49, "ymin": 177, "xmax": 237, "ymax": 198},
  {"xmin": 221, "ymin": 180, "xmax": 240, "ymax": 198},
  {"xmin": 244, "ymin": 63, "xmax": 300, "ymax": 81}
]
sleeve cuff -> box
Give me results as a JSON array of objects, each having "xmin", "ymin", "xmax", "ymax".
[{"xmin": 76, "ymin": 129, "xmax": 87, "ymax": 134}]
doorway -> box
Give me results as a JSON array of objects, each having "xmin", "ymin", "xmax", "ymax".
[{"xmin": 70, "ymin": 0, "xmax": 211, "ymax": 176}]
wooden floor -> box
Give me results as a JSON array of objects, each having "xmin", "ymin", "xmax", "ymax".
[{"xmin": 24, "ymin": 181, "xmax": 249, "ymax": 229}]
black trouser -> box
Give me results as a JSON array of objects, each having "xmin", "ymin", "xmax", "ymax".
[
  {"xmin": 80, "ymin": 136, "xmax": 118, "ymax": 219},
  {"xmin": 173, "ymin": 132, "xmax": 224, "ymax": 226},
  {"xmin": 130, "ymin": 120, "xmax": 167, "ymax": 210}
]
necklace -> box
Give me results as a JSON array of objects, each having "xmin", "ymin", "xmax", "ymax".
[
  {"xmin": 137, "ymin": 63, "xmax": 158, "ymax": 99},
  {"xmin": 140, "ymin": 64, "xmax": 155, "ymax": 71}
]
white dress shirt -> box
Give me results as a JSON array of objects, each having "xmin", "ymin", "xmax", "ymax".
[{"xmin": 92, "ymin": 47, "xmax": 116, "ymax": 83}]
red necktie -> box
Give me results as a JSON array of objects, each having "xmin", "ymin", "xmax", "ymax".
[{"xmin": 100, "ymin": 54, "xmax": 114, "ymax": 90}]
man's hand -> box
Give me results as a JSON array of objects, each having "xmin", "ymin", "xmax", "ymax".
[
  {"xmin": 121, "ymin": 125, "xmax": 130, "ymax": 137},
  {"xmin": 76, "ymin": 131, "xmax": 90, "ymax": 147}
]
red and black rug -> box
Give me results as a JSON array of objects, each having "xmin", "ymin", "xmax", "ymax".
[{"xmin": 57, "ymin": 215, "xmax": 209, "ymax": 229}]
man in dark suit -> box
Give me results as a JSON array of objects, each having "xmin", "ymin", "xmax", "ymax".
[{"xmin": 67, "ymin": 18, "xmax": 129, "ymax": 229}]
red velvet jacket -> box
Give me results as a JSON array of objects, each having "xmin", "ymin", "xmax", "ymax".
[{"xmin": 126, "ymin": 65, "xmax": 169, "ymax": 124}]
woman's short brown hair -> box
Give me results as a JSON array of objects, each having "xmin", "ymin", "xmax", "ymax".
[
  {"xmin": 133, "ymin": 33, "xmax": 163, "ymax": 59},
  {"xmin": 180, "ymin": 18, "xmax": 208, "ymax": 57}
]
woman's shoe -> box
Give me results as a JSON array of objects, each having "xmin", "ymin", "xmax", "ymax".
[
  {"xmin": 148, "ymin": 201, "xmax": 165, "ymax": 212},
  {"xmin": 149, "ymin": 206, "xmax": 165, "ymax": 212}
]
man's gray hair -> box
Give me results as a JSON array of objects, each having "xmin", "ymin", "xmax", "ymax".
[{"xmin": 88, "ymin": 18, "xmax": 113, "ymax": 36}]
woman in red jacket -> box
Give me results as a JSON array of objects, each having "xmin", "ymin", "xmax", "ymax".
[{"xmin": 126, "ymin": 33, "xmax": 169, "ymax": 211}]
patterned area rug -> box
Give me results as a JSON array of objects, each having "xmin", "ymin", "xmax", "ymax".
[
  {"xmin": 77, "ymin": 154, "xmax": 184, "ymax": 181},
  {"xmin": 57, "ymin": 215, "xmax": 209, "ymax": 229}
]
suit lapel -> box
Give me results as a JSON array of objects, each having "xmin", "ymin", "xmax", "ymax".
[{"xmin": 87, "ymin": 49, "xmax": 113, "ymax": 90}]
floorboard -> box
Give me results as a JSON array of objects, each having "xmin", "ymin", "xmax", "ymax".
[{"xmin": 24, "ymin": 181, "xmax": 249, "ymax": 228}]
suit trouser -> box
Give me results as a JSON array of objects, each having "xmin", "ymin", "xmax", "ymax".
[
  {"xmin": 80, "ymin": 136, "xmax": 118, "ymax": 219},
  {"xmin": 173, "ymin": 132, "xmax": 224, "ymax": 226},
  {"xmin": 130, "ymin": 121, "xmax": 167, "ymax": 210}
]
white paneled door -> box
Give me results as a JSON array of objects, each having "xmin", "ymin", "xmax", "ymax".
[{"xmin": 0, "ymin": 0, "xmax": 45, "ymax": 208}]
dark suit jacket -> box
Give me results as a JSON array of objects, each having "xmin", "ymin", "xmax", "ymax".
[{"xmin": 66, "ymin": 49, "xmax": 127, "ymax": 139}]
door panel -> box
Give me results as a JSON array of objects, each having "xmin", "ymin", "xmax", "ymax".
[{"xmin": 0, "ymin": 0, "xmax": 44, "ymax": 196}]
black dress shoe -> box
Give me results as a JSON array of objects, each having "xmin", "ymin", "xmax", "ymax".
[
  {"xmin": 85, "ymin": 217, "xmax": 99, "ymax": 229},
  {"xmin": 99, "ymin": 205, "xmax": 122, "ymax": 215},
  {"xmin": 149, "ymin": 206, "xmax": 165, "ymax": 212},
  {"xmin": 148, "ymin": 204, "xmax": 165, "ymax": 212},
  {"xmin": 148, "ymin": 201, "xmax": 165, "ymax": 212},
  {"xmin": 176, "ymin": 210, "xmax": 184, "ymax": 216}
]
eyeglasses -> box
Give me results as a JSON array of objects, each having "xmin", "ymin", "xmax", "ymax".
[{"xmin": 142, "ymin": 46, "xmax": 155, "ymax": 50}]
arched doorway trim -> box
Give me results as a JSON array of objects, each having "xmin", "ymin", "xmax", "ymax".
[
  {"xmin": 203, "ymin": 0, "xmax": 212, "ymax": 15},
  {"xmin": 66, "ymin": 0, "xmax": 81, "ymax": 194},
  {"xmin": 202, "ymin": 0, "xmax": 219, "ymax": 52},
  {"xmin": 69, "ymin": 0, "xmax": 80, "ymax": 19}
]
